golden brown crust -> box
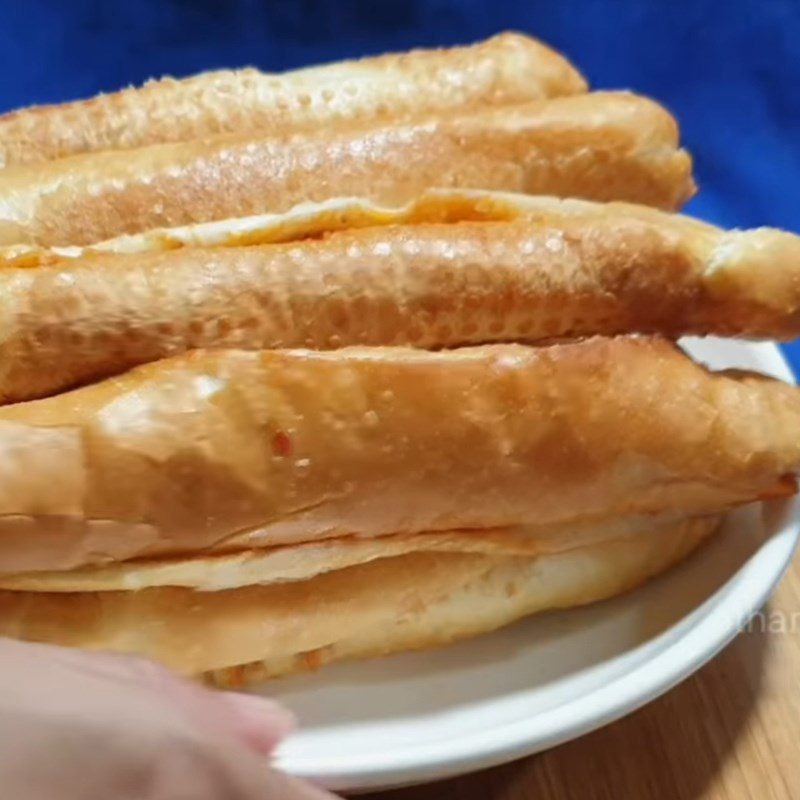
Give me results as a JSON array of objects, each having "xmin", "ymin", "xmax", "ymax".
[
  {"xmin": 0, "ymin": 190, "xmax": 798, "ymax": 403},
  {"xmin": 0, "ymin": 92, "xmax": 692, "ymax": 247},
  {"xmin": 0, "ymin": 515, "xmax": 718, "ymax": 679},
  {"xmin": 0, "ymin": 337, "xmax": 796, "ymax": 575},
  {"xmin": 0, "ymin": 33, "xmax": 586, "ymax": 167}
]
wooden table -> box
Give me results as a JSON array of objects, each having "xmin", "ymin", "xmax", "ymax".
[{"xmin": 365, "ymin": 558, "xmax": 800, "ymax": 800}]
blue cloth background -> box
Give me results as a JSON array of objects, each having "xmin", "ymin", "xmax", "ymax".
[{"xmin": 1, "ymin": 0, "xmax": 798, "ymax": 364}]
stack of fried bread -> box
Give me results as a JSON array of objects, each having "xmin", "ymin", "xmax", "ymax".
[{"xmin": 0, "ymin": 33, "xmax": 798, "ymax": 687}]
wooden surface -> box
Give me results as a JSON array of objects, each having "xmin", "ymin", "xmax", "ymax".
[{"xmin": 365, "ymin": 558, "xmax": 800, "ymax": 800}]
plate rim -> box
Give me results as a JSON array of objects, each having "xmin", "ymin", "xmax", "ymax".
[{"xmin": 276, "ymin": 342, "xmax": 799, "ymax": 790}]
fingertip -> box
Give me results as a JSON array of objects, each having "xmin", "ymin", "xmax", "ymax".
[{"xmin": 219, "ymin": 692, "xmax": 296, "ymax": 754}]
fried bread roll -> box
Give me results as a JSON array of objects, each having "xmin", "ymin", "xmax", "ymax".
[
  {"xmin": 0, "ymin": 33, "xmax": 586, "ymax": 167},
  {"xmin": 0, "ymin": 190, "xmax": 798, "ymax": 403},
  {"xmin": 0, "ymin": 92, "xmax": 692, "ymax": 248},
  {"xmin": 0, "ymin": 515, "xmax": 718, "ymax": 681},
  {"xmin": 0, "ymin": 337, "xmax": 796, "ymax": 575}
]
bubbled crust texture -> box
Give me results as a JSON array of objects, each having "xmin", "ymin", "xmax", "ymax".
[
  {"xmin": 0, "ymin": 516, "xmax": 717, "ymax": 679},
  {"xmin": 0, "ymin": 92, "xmax": 693, "ymax": 247},
  {"xmin": 1, "ymin": 200, "xmax": 800, "ymax": 404},
  {"xmin": 0, "ymin": 33, "xmax": 586, "ymax": 167},
  {"xmin": 0, "ymin": 337, "xmax": 797, "ymax": 574}
]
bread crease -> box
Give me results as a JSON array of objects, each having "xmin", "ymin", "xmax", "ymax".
[
  {"xmin": 0, "ymin": 515, "xmax": 719, "ymax": 680},
  {"xmin": 0, "ymin": 190, "xmax": 798, "ymax": 403},
  {"xmin": 0, "ymin": 512, "xmax": 711, "ymax": 592},
  {"xmin": 0, "ymin": 92, "xmax": 692, "ymax": 248}
]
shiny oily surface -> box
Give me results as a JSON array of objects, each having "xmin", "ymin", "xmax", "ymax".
[{"xmin": 261, "ymin": 338, "xmax": 799, "ymax": 792}]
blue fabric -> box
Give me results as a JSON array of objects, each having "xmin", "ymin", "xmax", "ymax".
[{"xmin": 1, "ymin": 0, "xmax": 798, "ymax": 365}]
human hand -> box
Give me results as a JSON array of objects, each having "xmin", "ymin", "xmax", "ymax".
[{"xmin": 0, "ymin": 638, "xmax": 336, "ymax": 799}]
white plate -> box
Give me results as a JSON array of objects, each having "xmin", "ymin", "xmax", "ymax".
[{"xmin": 262, "ymin": 338, "xmax": 799, "ymax": 793}]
